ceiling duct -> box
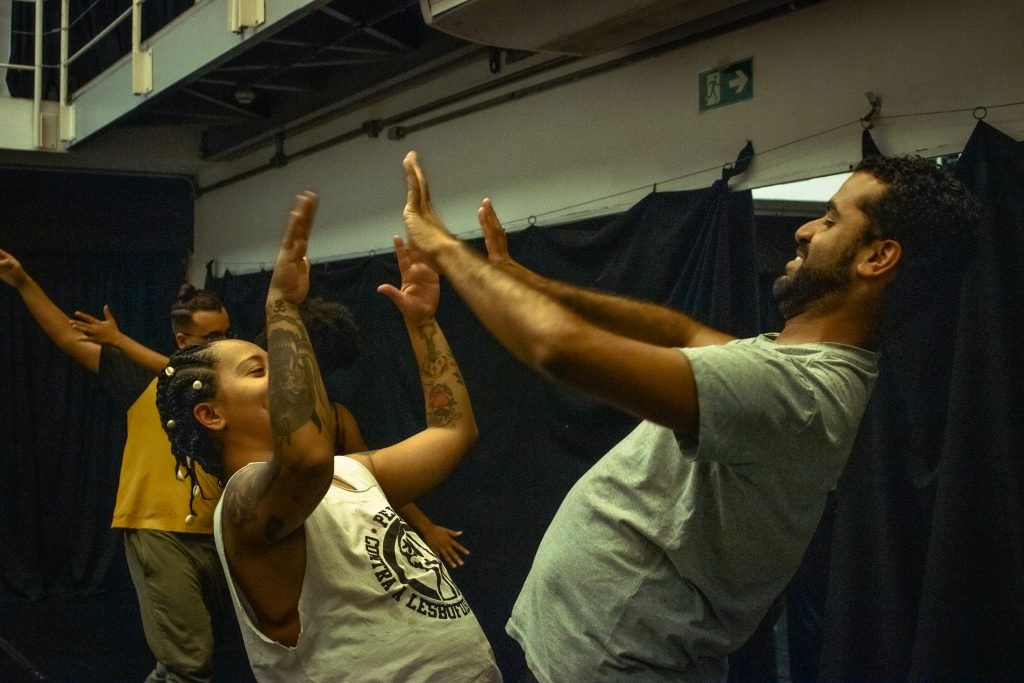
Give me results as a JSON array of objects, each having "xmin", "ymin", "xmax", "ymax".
[{"xmin": 420, "ymin": 0, "xmax": 796, "ymax": 56}]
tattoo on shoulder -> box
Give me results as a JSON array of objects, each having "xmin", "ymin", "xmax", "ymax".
[{"xmin": 224, "ymin": 461, "xmax": 279, "ymax": 529}]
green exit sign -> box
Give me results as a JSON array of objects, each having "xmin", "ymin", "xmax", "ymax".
[{"xmin": 699, "ymin": 58, "xmax": 753, "ymax": 112}]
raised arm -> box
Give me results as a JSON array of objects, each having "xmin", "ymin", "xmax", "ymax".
[
  {"xmin": 478, "ymin": 199, "xmax": 735, "ymax": 348},
  {"xmin": 0, "ymin": 247, "xmax": 101, "ymax": 373},
  {"xmin": 349, "ymin": 236, "xmax": 477, "ymax": 508},
  {"xmin": 71, "ymin": 305, "xmax": 169, "ymax": 374},
  {"xmin": 221, "ymin": 191, "xmax": 337, "ymax": 548},
  {"xmin": 334, "ymin": 398, "xmax": 468, "ymax": 566},
  {"xmin": 400, "ymin": 152, "xmax": 701, "ymax": 435}
]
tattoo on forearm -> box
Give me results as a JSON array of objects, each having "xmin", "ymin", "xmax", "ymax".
[
  {"xmin": 414, "ymin": 320, "xmax": 463, "ymax": 426},
  {"xmin": 417, "ymin": 322, "xmax": 448, "ymax": 378},
  {"xmin": 427, "ymin": 383, "xmax": 459, "ymax": 427},
  {"xmin": 267, "ymin": 325, "xmax": 323, "ymax": 440}
]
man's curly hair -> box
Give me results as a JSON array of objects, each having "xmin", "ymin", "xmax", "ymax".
[
  {"xmin": 854, "ymin": 155, "xmax": 982, "ymax": 278},
  {"xmin": 853, "ymin": 156, "xmax": 984, "ymax": 333}
]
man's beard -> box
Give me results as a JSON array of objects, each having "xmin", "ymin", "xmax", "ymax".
[{"xmin": 773, "ymin": 245, "xmax": 858, "ymax": 320}]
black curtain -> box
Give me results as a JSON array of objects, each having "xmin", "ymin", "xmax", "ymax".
[
  {"xmin": 0, "ymin": 251, "xmax": 185, "ymax": 600},
  {"xmin": 822, "ymin": 121, "xmax": 1024, "ymax": 680},
  {"xmin": 207, "ymin": 181, "xmax": 759, "ymax": 673},
  {"xmin": 6, "ymin": 0, "xmax": 192, "ymax": 99},
  {"xmin": 0, "ymin": 169, "xmax": 192, "ymax": 601}
]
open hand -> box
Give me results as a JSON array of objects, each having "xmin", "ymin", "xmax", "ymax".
[
  {"xmin": 71, "ymin": 305, "xmax": 121, "ymax": 346},
  {"xmin": 0, "ymin": 248, "xmax": 27, "ymax": 288},
  {"xmin": 269, "ymin": 191, "xmax": 318, "ymax": 306},
  {"xmin": 478, "ymin": 198, "xmax": 524, "ymax": 275},
  {"xmin": 419, "ymin": 524, "xmax": 470, "ymax": 569},
  {"xmin": 401, "ymin": 152, "xmax": 456, "ymax": 267},
  {"xmin": 377, "ymin": 235, "xmax": 440, "ymax": 322}
]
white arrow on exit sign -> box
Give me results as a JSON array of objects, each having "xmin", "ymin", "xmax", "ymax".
[{"xmin": 729, "ymin": 70, "xmax": 749, "ymax": 95}]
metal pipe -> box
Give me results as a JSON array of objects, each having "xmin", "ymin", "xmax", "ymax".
[
  {"xmin": 32, "ymin": 0, "xmax": 42, "ymax": 147},
  {"xmin": 68, "ymin": 5, "xmax": 132, "ymax": 65},
  {"xmin": 132, "ymin": 0, "xmax": 142, "ymax": 55},
  {"xmin": 60, "ymin": 0, "xmax": 69, "ymax": 106}
]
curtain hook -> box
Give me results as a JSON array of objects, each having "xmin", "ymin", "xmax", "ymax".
[
  {"xmin": 861, "ymin": 91, "xmax": 882, "ymax": 130},
  {"xmin": 528, "ymin": 215, "xmax": 537, "ymax": 226},
  {"xmin": 973, "ymin": 106, "xmax": 987, "ymax": 120},
  {"xmin": 652, "ymin": 183, "xmax": 658, "ymax": 193}
]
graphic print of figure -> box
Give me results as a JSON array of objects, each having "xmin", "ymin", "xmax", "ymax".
[{"xmin": 393, "ymin": 521, "xmax": 460, "ymax": 602}]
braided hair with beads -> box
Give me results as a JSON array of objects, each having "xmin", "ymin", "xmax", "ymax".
[{"xmin": 155, "ymin": 342, "xmax": 224, "ymax": 521}]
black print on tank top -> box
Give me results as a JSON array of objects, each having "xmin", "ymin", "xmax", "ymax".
[{"xmin": 364, "ymin": 506, "xmax": 472, "ymax": 620}]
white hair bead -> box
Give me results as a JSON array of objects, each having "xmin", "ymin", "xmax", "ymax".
[
  {"xmin": 185, "ymin": 514, "xmax": 195, "ymax": 524},
  {"xmin": 176, "ymin": 469, "xmax": 185, "ymax": 481},
  {"xmin": 192, "ymin": 484, "xmax": 201, "ymax": 497},
  {"xmin": 164, "ymin": 366, "xmax": 175, "ymax": 376},
  {"xmin": 165, "ymin": 419, "xmax": 176, "ymax": 429},
  {"xmin": 192, "ymin": 380, "xmax": 203, "ymax": 391}
]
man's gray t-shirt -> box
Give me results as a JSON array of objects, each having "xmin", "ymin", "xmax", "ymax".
[{"xmin": 506, "ymin": 334, "xmax": 879, "ymax": 682}]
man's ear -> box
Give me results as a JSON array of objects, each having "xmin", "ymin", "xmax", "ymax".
[
  {"xmin": 194, "ymin": 402, "xmax": 226, "ymax": 432},
  {"xmin": 174, "ymin": 332, "xmax": 189, "ymax": 350},
  {"xmin": 857, "ymin": 238, "xmax": 902, "ymax": 279}
]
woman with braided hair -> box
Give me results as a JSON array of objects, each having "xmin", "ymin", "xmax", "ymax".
[{"xmin": 156, "ymin": 192, "xmax": 499, "ymax": 682}]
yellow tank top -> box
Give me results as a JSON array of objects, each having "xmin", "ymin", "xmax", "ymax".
[{"xmin": 110, "ymin": 378, "xmax": 221, "ymax": 533}]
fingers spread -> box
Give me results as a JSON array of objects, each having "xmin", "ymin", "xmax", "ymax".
[{"xmin": 74, "ymin": 310, "xmax": 99, "ymax": 323}]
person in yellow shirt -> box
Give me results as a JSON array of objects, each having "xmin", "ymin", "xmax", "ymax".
[{"xmin": 0, "ymin": 247, "xmax": 233, "ymax": 683}]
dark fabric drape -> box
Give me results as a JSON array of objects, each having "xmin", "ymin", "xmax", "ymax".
[
  {"xmin": 207, "ymin": 183, "xmax": 758, "ymax": 672},
  {"xmin": 0, "ymin": 251, "xmax": 186, "ymax": 600},
  {"xmin": 6, "ymin": 0, "xmax": 192, "ymax": 99},
  {"xmin": 1, "ymin": 168, "xmax": 192, "ymax": 602},
  {"xmin": 862, "ymin": 128, "xmax": 884, "ymax": 159},
  {"xmin": 822, "ymin": 121, "xmax": 1024, "ymax": 680}
]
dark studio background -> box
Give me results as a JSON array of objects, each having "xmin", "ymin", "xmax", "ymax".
[{"xmin": 1, "ymin": 121, "xmax": 1022, "ymax": 681}]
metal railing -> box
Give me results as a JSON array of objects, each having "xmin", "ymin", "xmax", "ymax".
[
  {"xmin": 0, "ymin": 0, "xmax": 43, "ymax": 147},
  {"xmin": 0, "ymin": 0, "xmax": 153, "ymax": 149}
]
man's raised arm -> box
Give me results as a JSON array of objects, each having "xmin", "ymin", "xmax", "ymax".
[
  {"xmin": 399, "ymin": 152, "xmax": 702, "ymax": 435},
  {"xmin": 0, "ymin": 247, "xmax": 102, "ymax": 373},
  {"xmin": 71, "ymin": 305, "xmax": 169, "ymax": 374},
  {"xmin": 478, "ymin": 198, "xmax": 735, "ymax": 349}
]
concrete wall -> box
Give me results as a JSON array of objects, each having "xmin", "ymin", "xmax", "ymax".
[{"xmin": 191, "ymin": 0, "xmax": 1024, "ymax": 281}]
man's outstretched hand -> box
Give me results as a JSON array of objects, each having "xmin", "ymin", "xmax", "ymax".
[
  {"xmin": 0, "ymin": 248, "xmax": 28, "ymax": 289},
  {"xmin": 401, "ymin": 152, "xmax": 458, "ymax": 268},
  {"xmin": 71, "ymin": 305, "xmax": 123, "ymax": 346}
]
